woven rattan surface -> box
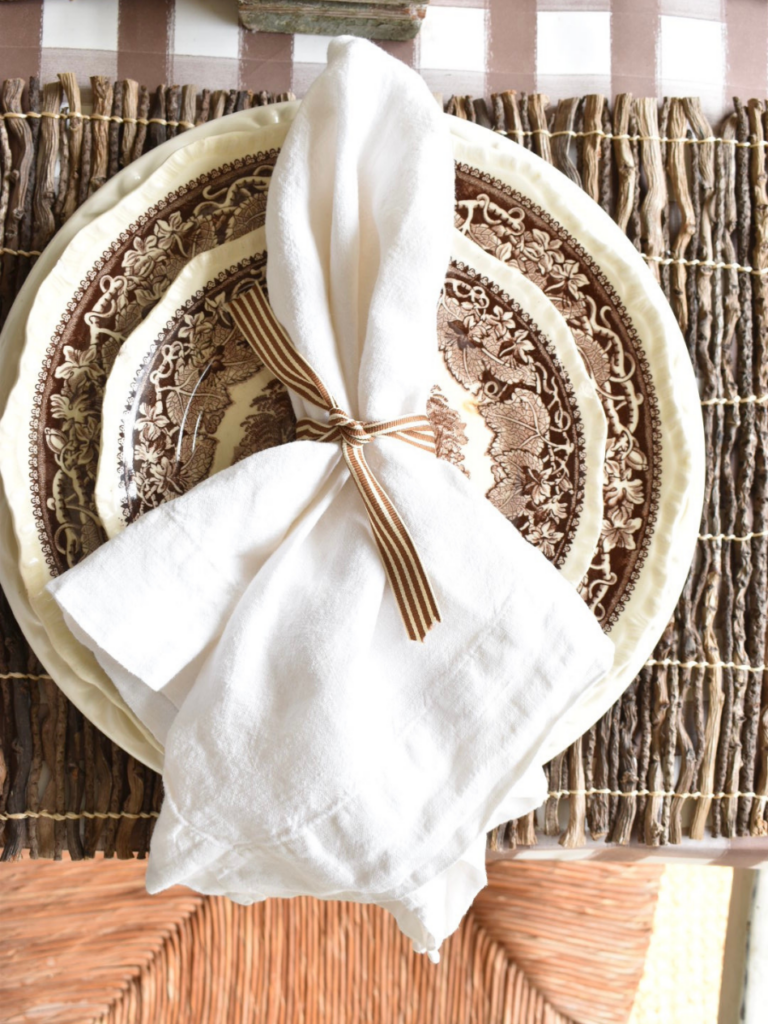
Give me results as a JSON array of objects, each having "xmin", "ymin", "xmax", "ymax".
[
  {"xmin": 0, "ymin": 856, "xmax": 661, "ymax": 1024},
  {"xmin": 1, "ymin": 76, "xmax": 768, "ymax": 861}
]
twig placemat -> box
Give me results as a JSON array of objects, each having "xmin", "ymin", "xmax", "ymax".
[{"xmin": 1, "ymin": 75, "xmax": 768, "ymax": 862}]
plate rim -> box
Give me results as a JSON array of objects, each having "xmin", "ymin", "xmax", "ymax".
[
  {"xmin": 445, "ymin": 229, "xmax": 607, "ymax": 590},
  {"xmin": 97, "ymin": 221, "xmax": 607, "ymax": 596},
  {"xmin": 448, "ymin": 118, "xmax": 705, "ymax": 762},
  {"xmin": 0, "ymin": 104, "xmax": 301, "ymax": 771},
  {"xmin": 0, "ymin": 107, "xmax": 704, "ymax": 774},
  {"xmin": 96, "ymin": 226, "xmax": 271, "ymax": 540}
]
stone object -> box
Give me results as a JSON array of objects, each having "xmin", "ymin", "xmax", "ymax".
[{"xmin": 238, "ymin": 1, "xmax": 430, "ymax": 41}]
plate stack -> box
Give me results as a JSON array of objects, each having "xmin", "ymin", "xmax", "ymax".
[
  {"xmin": 0, "ymin": 100, "xmax": 702, "ymax": 779},
  {"xmin": 238, "ymin": 1, "xmax": 430, "ymax": 40}
]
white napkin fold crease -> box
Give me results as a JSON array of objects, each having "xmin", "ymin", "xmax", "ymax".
[{"xmin": 49, "ymin": 37, "xmax": 613, "ymax": 959}]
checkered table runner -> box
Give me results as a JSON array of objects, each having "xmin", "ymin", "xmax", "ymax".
[{"xmin": 0, "ymin": 0, "xmax": 766, "ymax": 124}]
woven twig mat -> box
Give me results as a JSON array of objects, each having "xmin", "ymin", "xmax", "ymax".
[{"xmin": 1, "ymin": 76, "xmax": 768, "ymax": 861}]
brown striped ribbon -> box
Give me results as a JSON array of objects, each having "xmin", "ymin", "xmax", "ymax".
[{"xmin": 229, "ymin": 282, "xmax": 441, "ymax": 642}]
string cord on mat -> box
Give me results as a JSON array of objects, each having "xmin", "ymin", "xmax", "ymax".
[
  {"xmin": 2, "ymin": 109, "xmax": 765, "ymax": 151},
  {"xmin": 0, "ymin": 109, "xmax": 196, "ymax": 130},
  {"xmin": 4, "ymin": 786, "xmax": 768, "ymax": 821},
  {"xmin": 698, "ymin": 530, "xmax": 768, "ymax": 542}
]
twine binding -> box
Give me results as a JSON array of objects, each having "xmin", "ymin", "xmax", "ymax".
[
  {"xmin": 495, "ymin": 125, "xmax": 761, "ymax": 149},
  {"xmin": 0, "ymin": 810, "xmax": 160, "ymax": 822},
  {"xmin": 0, "ymin": 246, "xmax": 41, "ymax": 258},
  {"xmin": 645, "ymin": 658, "xmax": 767, "ymax": 673},
  {"xmin": 0, "ymin": 671, "xmax": 53, "ymax": 680},
  {"xmin": 2, "ymin": 108, "xmax": 763, "ymax": 150},
  {"xmin": 0, "ymin": 109, "xmax": 196, "ymax": 129},
  {"xmin": 699, "ymin": 530, "xmax": 768, "ymax": 542},
  {"xmin": 4, "ymin": 788, "xmax": 765, "ymax": 822}
]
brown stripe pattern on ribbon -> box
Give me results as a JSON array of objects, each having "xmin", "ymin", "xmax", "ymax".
[{"xmin": 229, "ymin": 282, "xmax": 441, "ymax": 642}]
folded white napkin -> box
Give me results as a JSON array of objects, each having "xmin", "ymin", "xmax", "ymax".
[{"xmin": 49, "ymin": 37, "xmax": 613, "ymax": 958}]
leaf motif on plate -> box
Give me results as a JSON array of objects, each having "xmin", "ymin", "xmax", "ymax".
[
  {"xmin": 494, "ymin": 449, "xmax": 544, "ymax": 478},
  {"xmin": 438, "ymin": 317, "xmax": 489, "ymax": 391},
  {"xmin": 488, "ymin": 357, "xmax": 537, "ymax": 388},
  {"xmin": 164, "ymin": 388, "xmax": 186, "ymax": 429},
  {"xmin": 426, "ymin": 386, "xmax": 469, "ymax": 477},
  {"xmin": 226, "ymin": 192, "xmax": 268, "ymax": 239},
  {"xmin": 467, "ymin": 221, "xmax": 502, "ymax": 254},
  {"xmin": 39, "ymin": 156, "xmax": 277, "ymax": 573},
  {"xmin": 187, "ymin": 217, "xmax": 218, "ymax": 257},
  {"xmin": 571, "ymin": 324, "xmax": 612, "ymax": 389},
  {"xmin": 216, "ymin": 344, "xmax": 262, "ymax": 388},
  {"xmin": 454, "ymin": 167, "xmax": 660, "ymax": 625},
  {"xmin": 487, "ymin": 474, "xmax": 529, "ymax": 521},
  {"xmin": 485, "ymin": 390, "xmax": 551, "ymax": 459},
  {"xmin": 233, "ymin": 379, "xmax": 296, "ymax": 464},
  {"xmin": 80, "ymin": 514, "xmax": 105, "ymax": 558},
  {"xmin": 178, "ymin": 435, "xmax": 217, "ymax": 491},
  {"xmin": 438, "ymin": 265, "xmax": 585, "ymax": 570}
]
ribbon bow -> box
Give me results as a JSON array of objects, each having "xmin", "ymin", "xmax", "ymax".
[{"xmin": 229, "ymin": 283, "xmax": 441, "ymax": 642}]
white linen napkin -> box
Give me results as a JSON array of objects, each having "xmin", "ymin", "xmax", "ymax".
[{"xmin": 49, "ymin": 37, "xmax": 613, "ymax": 958}]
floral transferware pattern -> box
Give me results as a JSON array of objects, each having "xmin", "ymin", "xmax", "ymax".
[
  {"xmin": 454, "ymin": 165, "xmax": 661, "ymax": 627},
  {"xmin": 233, "ymin": 379, "xmax": 297, "ymax": 467},
  {"xmin": 113, "ymin": 257, "xmax": 587, "ymax": 575},
  {"xmin": 33, "ymin": 151, "xmax": 608, "ymax": 593},
  {"xmin": 439, "ymin": 262, "xmax": 585, "ymax": 567},
  {"xmin": 32, "ymin": 152, "xmax": 278, "ymax": 576},
  {"xmin": 118, "ymin": 255, "xmax": 296, "ymax": 525},
  {"xmin": 425, "ymin": 386, "xmax": 469, "ymax": 478}
]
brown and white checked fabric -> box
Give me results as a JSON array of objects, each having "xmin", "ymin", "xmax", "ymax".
[{"xmin": 1, "ymin": 0, "xmax": 767, "ymax": 124}]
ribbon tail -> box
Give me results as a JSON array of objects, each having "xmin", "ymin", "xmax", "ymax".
[
  {"xmin": 342, "ymin": 444, "xmax": 441, "ymax": 642},
  {"xmin": 230, "ymin": 284, "xmax": 334, "ymax": 411},
  {"xmin": 230, "ymin": 282, "xmax": 441, "ymax": 643}
]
